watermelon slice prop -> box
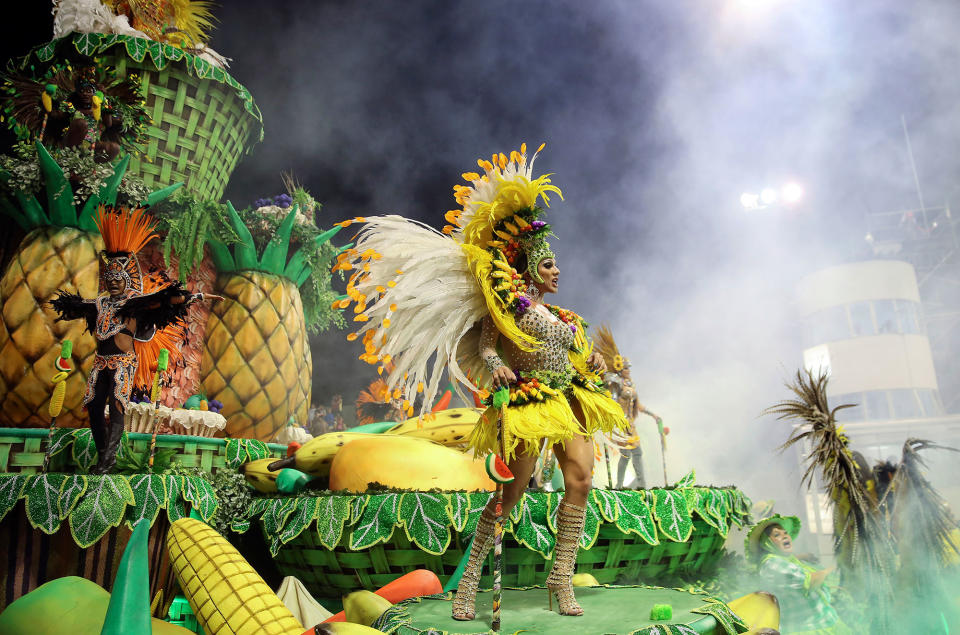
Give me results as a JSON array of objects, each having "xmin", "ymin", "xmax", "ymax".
[{"xmin": 485, "ymin": 453, "xmax": 514, "ymax": 484}]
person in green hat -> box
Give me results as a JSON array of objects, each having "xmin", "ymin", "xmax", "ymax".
[{"xmin": 746, "ymin": 514, "xmax": 853, "ymax": 634}]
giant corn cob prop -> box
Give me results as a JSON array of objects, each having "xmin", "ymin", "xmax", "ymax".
[
  {"xmin": 166, "ymin": 517, "xmax": 304, "ymax": 635},
  {"xmin": 42, "ymin": 339, "xmax": 72, "ymax": 472}
]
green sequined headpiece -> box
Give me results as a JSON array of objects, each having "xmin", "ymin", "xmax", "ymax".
[{"xmin": 523, "ymin": 235, "xmax": 554, "ymax": 283}]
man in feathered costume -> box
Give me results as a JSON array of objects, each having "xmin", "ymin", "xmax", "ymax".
[
  {"xmin": 338, "ymin": 144, "xmax": 628, "ymax": 619},
  {"xmin": 594, "ymin": 325, "xmax": 661, "ymax": 489},
  {"xmin": 50, "ymin": 206, "xmax": 219, "ymax": 473}
]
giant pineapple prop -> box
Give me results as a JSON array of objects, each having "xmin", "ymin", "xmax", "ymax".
[
  {"xmin": 202, "ymin": 202, "xmax": 342, "ymax": 441},
  {"xmin": 0, "ymin": 145, "xmax": 175, "ymax": 427}
]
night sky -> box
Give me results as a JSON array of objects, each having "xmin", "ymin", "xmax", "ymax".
[{"xmin": 4, "ymin": 1, "xmax": 960, "ymax": 501}]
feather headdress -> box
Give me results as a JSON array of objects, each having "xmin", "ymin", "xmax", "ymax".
[
  {"xmin": 95, "ymin": 205, "xmax": 158, "ymax": 296},
  {"xmin": 338, "ymin": 143, "xmax": 562, "ymax": 416}
]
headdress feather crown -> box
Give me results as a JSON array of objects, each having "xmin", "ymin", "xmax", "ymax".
[{"xmin": 95, "ymin": 205, "xmax": 158, "ymax": 296}]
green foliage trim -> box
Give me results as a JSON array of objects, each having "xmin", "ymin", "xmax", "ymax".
[
  {"xmin": 0, "ymin": 141, "xmax": 170, "ymax": 232},
  {"xmin": 150, "ymin": 189, "xmax": 240, "ymax": 282},
  {"xmin": 243, "ymin": 486, "xmax": 751, "ymax": 558},
  {"xmin": 3, "ymin": 472, "xmax": 216, "ymax": 548}
]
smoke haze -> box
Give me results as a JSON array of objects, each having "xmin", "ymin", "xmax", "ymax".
[{"xmin": 4, "ymin": 0, "xmax": 959, "ymax": 528}]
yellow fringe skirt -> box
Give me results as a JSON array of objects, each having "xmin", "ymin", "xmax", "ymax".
[{"xmin": 468, "ymin": 385, "xmax": 628, "ymax": 461}]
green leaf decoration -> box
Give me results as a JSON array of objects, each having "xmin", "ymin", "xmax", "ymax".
[
  {"xmin": 35, "ymin": 142, "xmax": 74, "ymax": 227},
  {"xmin": 145, "ymin": 41, "xmax": 165, "ymax": 69},
  {"xmin": 45, "ymin": 428, "xmax": 76, "ymax": 458},
  {"xmin": 612, "ymin": 490, "xmax": 659, "ymax": 545},
  {"xmin": 69, "ymin": 475, "xmax": 135, "ymax": 548},
  {"xmin": 0, "ymin": 474, "xmax": 28, "ymax": 523},
  {"xmin": 99, "ymin": 33, "xmax": 121, "ymax": 49},
  {"xmin": 511, "ymin": 492, "xmax": 555, "ymax": 558},
  {"xmin": 181, "ymin": 476, "xmax": 218, "ymax": 522},
  {"xmin": 697, "ymin": 488, "xmax": 730, "ymax": 537},
  {"xmin": 581, "ymin": 496, "xmax": 603, "ymax": 549},
  {"xmin": 731, "ymin": 489, "xmax": 751, "ymax": 527},
  {"xmin": 249, "ymin": 497, "xmax": 272, "ymax": 519},
  {"xmin": 691, "ymin": 598, "xmax": 748, "ymax": 635},
  {"xmin": 230, "ymin": 519, "xmax": 251, "ymax": 533},
  {"xmin": 211, "ymin": 66, "xmax": 228, "ymax": 84},
  {"xmin": 262, "ymin": 497, "xmax": 297, "ymax": 538},
  {"xmin": 125, "ymin": 474, "xmax": 166, "ymax": 529},
  {"xmin": 546, "ymin": 493, "xmax": 561, "ymax": 533},
  {"xmin": 36, "ymin": 41, "xmax": 56, "ymax": 61},
  {"xmin": 164, "ymin": 474, "xmax": 186, "ymax": 521},
  {"xmin": 259, "ymin": 206, "xmax": 298, "ymax": 272},
  {"xmin": 224, "ymin": 201, "xmax": 259, "ymax": 270},
  {"xmin": 25, "ymin": 474, "xmax": 69, "ymax": 534},
  {"xmin": 244, "ymin": 440, "xmax": 270, "ymax": 462},
  {"xmin": 720, "ymin": 489, "xmax": 739, "ymax": 527},
  {"xmin": 272, "ymin": 496, "xmax": 320, "ymax": 555},
  {"xmin": 58, "ymin": 475, "xmax": 88, "ymax": 518},
  {"xmin": 398, "ymin": 492, "xmax": 451, "ymax": 555},
  {"xmin": 652, "ymin": 488, "xmax": 694, "ymax": 543},
  {"xmin": 72, "ymin": 428, "xmax": 98, "ymax": 472},
  {"xmin": 509, "ymin": 495, "xmax": 524, "ymax": 525},
  {"xmin": 447, "ymin": 492, "xmax": 491, "ymax": 533},
  {"xmin": 351, "ymin": 494, "xmax": 368, "ymax": 522},
  {"xmin": 315, "ymin": 494, "xmax": 351, "ymax": 549},
  {"xmin": 124, "ymin": 36, "xmax": 148, "ymax": 61},
  {"xmin": 162, "ymin": 44, "xmax": 184, "ymax": 62},
  {"xmin": 74, "ymin": 33, "xmax": 104, "ymax": 56},
  {"xmin": 99, "ymin": 155, "xmax": 130, "ymax": 207},
  {"xmin": 350, "ymin": 493, "xmax": 400, "ymax": 550},
  {"xmin": 224, "ymin": 439, "xmax": 245, "ymax": 469},
  {"xmin": 633, "ymin": 626, "xmax": 701, "ymax": 635},
  {"xmin": 144, "ymin": 182, "xmax": 184, "ymax": 208},
  {"xmin": 592, "ymin": 488, "xmax": 620, "ymax": 522},
  {"xmin": 675, "ymin": 469, "xmax": 696, "ymax": 489},
  {"xmin": 192, "ymin": 55, "xmax": 213, "ymax": 79}
]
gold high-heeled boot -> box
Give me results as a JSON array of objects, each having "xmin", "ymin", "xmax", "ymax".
[
  {"xmin": 452, "ymin": 500, "xmax": 497, "ymax": 620},
  {"xmin": 546, "ymin": 500, "xmax": 586, "ymax": 616}
]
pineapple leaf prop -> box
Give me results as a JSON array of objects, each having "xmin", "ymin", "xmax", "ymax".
[
  {"xmin": 0, "ymin": 141, "xmax": 180, "ymax": 428},
  {"xmin": 201, "ymin": 201, "xmax": 344, "ymax": 441}
]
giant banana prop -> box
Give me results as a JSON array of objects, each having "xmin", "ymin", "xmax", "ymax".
[
  {"xmin": 167, "ymin": 518, "xmax": 383, "ymax": 635},
  {"xmin": 384, "ymin": 407, "xmax": 483, "ymax": 448}
]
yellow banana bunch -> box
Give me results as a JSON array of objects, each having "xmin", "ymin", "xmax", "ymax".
[
  {"xmin": 48, "ymin": 371, "xmax": 68, "ymax": 418},
  {"xmin": 727, "ymin": 591, "xmax": 780, "ymax": 631},
  {"xmin": 240, "ymin": 458, "xmax": 280, "ymax": 493},
  {"xmin": 277, "ymin": 431, "xmax": 379, "ymax": 477},
  {"xmin": 385, "ymin": 407, "xmax": 483, "ymax": 448},
  {"xmin": 166, "ymin": 518, "xmax": 303, "ymax": 635}
]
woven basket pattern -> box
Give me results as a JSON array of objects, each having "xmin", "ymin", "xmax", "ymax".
[
  {"xmin": 0, "ymin": 428, "xmax": 283, "ymax": 474},
  {"xmin": 108, "ymin": 55, "xmax": 258, "ymax": 200},
  {"xmin": 273, "ymin": 518, "xmax": 725, "ymax": 600}
]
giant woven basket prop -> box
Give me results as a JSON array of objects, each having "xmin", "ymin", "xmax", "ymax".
[
  {"xmin": 0, "ymin": 428, "xmax": 284, "ymax": 474},
  {"xmin": 239, "ymin": 484, "xmax": 751, "ymax": 600},
  {"xmin": 14, "ymin": 34, "xmax": 264, "ymax": 200}
]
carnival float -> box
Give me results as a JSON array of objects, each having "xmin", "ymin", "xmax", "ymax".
[{"xmin": 0, "ymin": 3, "xmax": 956, "ymax": 635}]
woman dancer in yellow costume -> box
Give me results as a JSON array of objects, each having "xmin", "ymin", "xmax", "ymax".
[{"xmin": 338, "ymin": 144, "xmax": 627, "ymax": 619}]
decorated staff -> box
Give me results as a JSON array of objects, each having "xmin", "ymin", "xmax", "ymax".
[
  {"xmin": 147, "ymin": 348, "xmax": 170, "ymax": 469},
  {"xmin": 42, "ymin": 340, "xmax": 73, "ymax": 473},
  {"xmin": 490, "ymin": 387, "xmax": 514, "ymax": 632}
]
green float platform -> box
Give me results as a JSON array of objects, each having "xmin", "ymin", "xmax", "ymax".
[{"xmin": 372, "ymin": 585, "xmax": 748, "ymax": 635}]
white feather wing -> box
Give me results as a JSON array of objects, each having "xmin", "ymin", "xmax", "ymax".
[{"xmin": 349, "ymin": 215, "xmax": 487, "ymax": 413}]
